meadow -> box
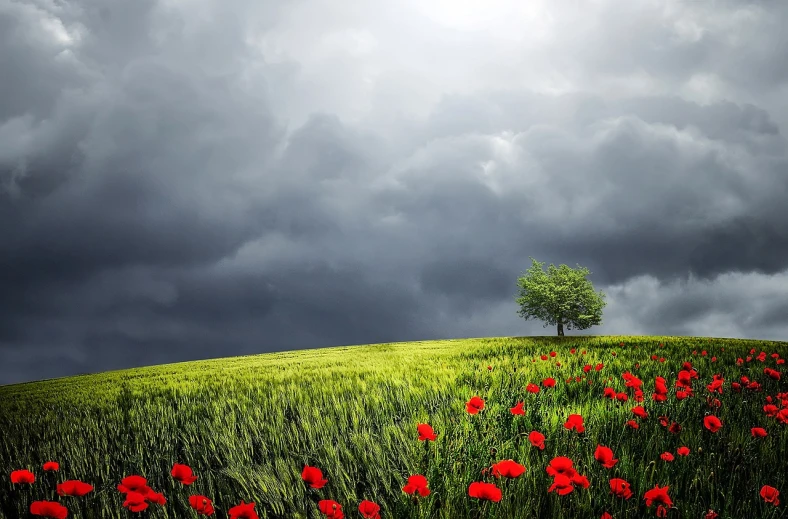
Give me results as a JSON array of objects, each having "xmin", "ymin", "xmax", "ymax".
[{"xmin": 0, "ymin": 335, "xmax": 786, "ymax": 519}]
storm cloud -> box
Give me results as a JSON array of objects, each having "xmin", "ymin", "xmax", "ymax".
[{"xmin": 2, "ymin": 0, "xmax": 788, "ymax": 385}]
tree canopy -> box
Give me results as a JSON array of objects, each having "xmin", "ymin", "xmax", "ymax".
[{"xmin": 515, "ymin": 257, "xmax": 607, "ymax": 336}]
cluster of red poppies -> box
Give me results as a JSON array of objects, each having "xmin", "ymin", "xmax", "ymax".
[
  {"xmin": 7, "ymin": 343, "xmax": 786, "ymax": 518},
  {"xmin": 301, "ymin": 465, "xmax": 380, "ymax": 518},
  {"xmin": 414, "ymin": 345, "xmax": 783, "ymax": 517},
  {"xmin": 295, "ymin": 344, "xmax": 784, "ymax": 518},
  {"xmin": 10, "ymin": 462, "xmax": 251, "ymax": 517},
  {"xmin": 10, "ymin": 462, "xmax": 89, "ymax": 519}
]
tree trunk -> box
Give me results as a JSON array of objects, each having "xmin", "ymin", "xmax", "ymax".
[{"xmin": 557, "ymin": 320, "xmax": 564, "ymax": 337}]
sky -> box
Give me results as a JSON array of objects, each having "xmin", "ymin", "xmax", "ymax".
[{"xmin": 2, "ymin": 0, "xmax": 788, "ymax": 386}]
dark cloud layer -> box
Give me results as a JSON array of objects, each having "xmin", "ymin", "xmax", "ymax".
[{"xmin": 2, "ymin": 0, "xmax": 788, "ymax": 385}]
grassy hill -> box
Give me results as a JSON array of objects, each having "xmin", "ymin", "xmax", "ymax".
[{"xmin": 1, "ymin": 336, "xmax": 787, "ymax": 519}]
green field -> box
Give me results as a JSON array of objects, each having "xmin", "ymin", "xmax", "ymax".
[{"xmin": 1, "ymin": 336, "xmax": 787, "ymax": 519}]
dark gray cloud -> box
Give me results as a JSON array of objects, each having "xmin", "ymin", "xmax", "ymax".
[{"xmin": 2, "ymin": 0, "xmax": 788, "ymax": 385}]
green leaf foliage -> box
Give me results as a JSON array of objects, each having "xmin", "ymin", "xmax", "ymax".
[{"xmin": 515, "ymin": 257, "xmax": 607, "ymax": 334}]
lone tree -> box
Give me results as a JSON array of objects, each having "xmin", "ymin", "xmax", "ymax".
[{"xmin": 515, "ymin": 257, "xmax": 606, "ymax": 337}]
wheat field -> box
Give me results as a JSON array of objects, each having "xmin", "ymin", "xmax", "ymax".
[{"xmin": 1, "ymin": 336, "xmax": 786, "ymax": 519}]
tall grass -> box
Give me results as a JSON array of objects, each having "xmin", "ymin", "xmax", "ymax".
[{"xmin": 0, "ymin": 336, "xmax": 786, "ymax": 518}]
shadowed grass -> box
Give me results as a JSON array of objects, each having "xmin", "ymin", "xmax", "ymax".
[{"xmin": 0, "ymin": 336, "xmax": 786, "ymax": 518}]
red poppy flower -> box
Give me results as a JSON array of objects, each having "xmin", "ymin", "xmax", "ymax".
[
  {"xmin": 570, "ymin": 348, "xmax": 576, "ymax": 354},
  {"xmin": 189, "ymin": 495, "xmax": 215, "ymax": 516},
  {"xmin": 358, "ymin": 500, "xmax": 380, "ymax": 519},
  {"xmin": 760, "ymin": 485, "xmax": 780, "ymax": 506},
  {"xmin": 643, "ymin": 485, "xmax": 673, "ymax": 508},
  {"xmin": 540, "ymin": 355, "xmax": 548, "ymax": 361},
  {"xmin": 510, "ymin": 401, "xmax": 525, "ymax": 415},
  {"xmin": 123, "ymin": 491, "xmax": 149, "ymax": 513},
  {"xmin": 526, "ymin": 383, "xmax": 540, "ymax": 394},
  {"xmin": 546, "ymin": 471, "xmax": 588, "ymax": 494},
  {"xmin": 625, "ymin": 420, "xmax": 639, "ymax": 429},
  {"xmin": 318, "ymin": 500, "xmax": 344, "ymax": 519},
  {"xmin": 302, "ymin": 466, "xmax": 328, "ymax": 489},
  {"xmin": 117, "ymin": 475, "xmax": 147, "ymax": 494},
  {"xmin": 594, "ymin": 445, "xmax": 619, "ymax": 469},
  {"xmin": 616, "ymin": 392, "xmax": 628, "ymax": 402},
  {"xmin": 42, "ymin": 462, "xmax": 59, "ymax": 472},
  {"xmin": 57, "ymin": 480, "xmax": 94, "ymax": 497},
  {"xmin": 706, "ymin": 379, "xmax": 723, "ymax": 394},
  {"xmin": 668, "ymin": 422, "xmax": 682, "ymax": 434},
  {"xmin": 602, "ymin": 512, "xmax": 613, "ymax": 519},
  {"xmin": 11, "ymin": 469, "xmax": 35, "ymax": 484},
  {"xmin": 528, "ymin": 431, "xmax": 546, "ymax": 450},
  {"xmin": 468, "ymin": 481, "xmax": 502, "ymax": 502},
  {"xmin": 550, "ymin": 351, "xmax": 557, "ymax": 357},
  {"xmin": 151, "ymin": 491, "xmax": 167, "ymax": 505},
  {"xmin": 764, "ymin": 404, "xmax": 779, "ymax": 417},
  {"xmin": 660, "ymin": 452, "xmax": 674, "ymax": 462},
  {"xmin": 603, "ymin": 387, "xmax": 616, "ymax": 399},
  {"xmin": 572, "ymin": 473, "xmax": 590, "ymax": 489},
  {"xmin": 546, "ymin": 457, "xmax": 577, "ymax": 478},
  {"xmin": 624, "ymin": 372, "xmax": 644, "ymax": 388},
  {"xmin": 609, "ymin": 478, "xmax": 633, "ymax": 500},
  {"xmin": 487, "ymin": 365, "xmax": 492, "ymax": 371},
  {"xmin": 595, "ymin": 363, "xmax": 604, "ymax": 371},
  {"xmin": 229, "ymin": 500, "xmax": 259, "ymax": 519},
  {"xmin": 676, "ymin": 447, "xmax": 690, "ymax": 456},
  {"xmin": 542, "ymin": 377, "xmax": 556, "ymax": 388},
  {"xmin": 564, "ymin": 414, "xmax": 585, "ymax": 433},
  {"xmin": 491, "ymin": 459, "xmax": 526, "ymax": 478},
  {"xmin": 417, "ymin": 423, "xmax": 437, "ymax": 441},
  {"xmin": 752, "ymin": 427, "xmax": 768, "ymax": 438},
  {"xmin": 171, "ymin": 463, "xmax": 198, "ymax": 485},
  {"xmin": 547, "ymin": 474, "xmax": 575, "ymax": 496},
  {"xmin": 703, "ymin": 415, "xmax": 722, "ymax": 433},
  {"xmin": 632, "ymin": 407, "xmax": 648, "ymax": 420},
  {"xmin": 466, "ymin": 396, "xmax": 485, "ymax": 414},
  {"xmin": 29, "ymin": 501, "xmax": 68, "ymax": 519},
  {"xmin": 705, "ymin": 510, "xmax": 718, "ymax": 519},
  {"xmin": 583, "ymin": 365, "xmax": 592, "ymax": 373},
  {"xmin": 402, "ymin": 474, "xmax": 430, "ymax": 497}
]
